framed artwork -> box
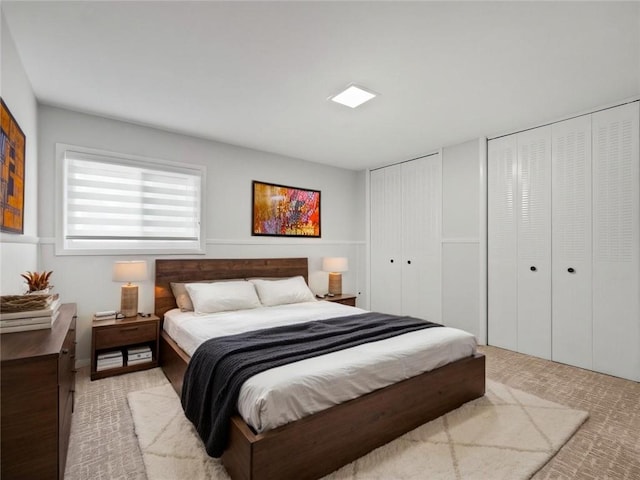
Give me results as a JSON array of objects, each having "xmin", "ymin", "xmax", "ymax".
[
  {"xmin": 252, "ymin": 180, "xmax": 321, "ymax": 237},
  {"xmin": 1, "ymin": 98, "xmax": 26, "ymax": 234}
]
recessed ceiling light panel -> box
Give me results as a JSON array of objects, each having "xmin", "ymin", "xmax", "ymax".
[{"xmin": 329, "ymin": 84, "xmax": 377, "ymax": 108}]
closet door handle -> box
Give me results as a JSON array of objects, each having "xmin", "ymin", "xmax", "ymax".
[
  {"xmin": 530, "ymin": 266, "xmax": 537, "ymax": 272},
  {"xmin": 567, "ymin": 267, "xmax": 575, "ymax": 273},
  {"xmin": 390, "ymin": 259, "xmax": 394, "ymax": 263},
  {"xmin": 407, "ymin": 260, "xmax": 412, "ymax": 265}
]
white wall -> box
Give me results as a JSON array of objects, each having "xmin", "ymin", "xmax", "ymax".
[
  {"xmin": 441, "ymin": 138, "xmax": 487, "ymax": 343},
  {"xmin": 0, "ymin": 12, "xmax": 39, "ymax": 293},
  {"xmin": 38, "ymin": 105, "xmax": 366, "ymax": 365}
]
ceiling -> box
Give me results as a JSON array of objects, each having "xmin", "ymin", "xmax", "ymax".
[{"xmin": 2, "ymin": 1, "xmax": 639, "ymax": 171}]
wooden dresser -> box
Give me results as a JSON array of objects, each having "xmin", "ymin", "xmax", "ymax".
[{"xmin": 1, "ymin": 303, "xmax": 77, "ymax": 480}]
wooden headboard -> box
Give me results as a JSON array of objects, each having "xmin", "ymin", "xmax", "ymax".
[{"xmin": 154, "ymin": 257, "xmax": 309, "ymax": 318}]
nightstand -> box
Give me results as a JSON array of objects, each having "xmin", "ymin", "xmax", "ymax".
[
  {"xmin": 324, "ymin": 294, "xmax": 357, "ymax": 307},
  {"xmin": 91, "ymin": 313, "xmax": 160, "ymax": 380}
]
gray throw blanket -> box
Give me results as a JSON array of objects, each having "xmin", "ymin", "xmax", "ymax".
[{"xmin": 181, "ymin": 311, "xmax": 442, "ymax": 457}]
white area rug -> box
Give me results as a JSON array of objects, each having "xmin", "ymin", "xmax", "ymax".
[{"xmin": 128, "ymin": 380, "xmax": 588, "ymax": 480}]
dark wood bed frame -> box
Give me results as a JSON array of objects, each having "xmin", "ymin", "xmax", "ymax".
[{"xmin": 155, "ymin": 258, "xmax": 485, "ymax": 480}]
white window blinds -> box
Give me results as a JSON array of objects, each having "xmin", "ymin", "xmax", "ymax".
[{"xmin": 58, "ymin": 146, "xmax": 205, "ymax": 254}]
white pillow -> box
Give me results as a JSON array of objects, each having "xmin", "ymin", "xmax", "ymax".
[
  {"xmin": 170, "ymin": 278, "xmax": 245, "ymax": 312},
  {"xmin": 250, "ymin": 276, "xmax": 316, "ymax": 307},
  {"xmin": 185, "ymin": 281, "xmax": 262, "ymax": 314}
]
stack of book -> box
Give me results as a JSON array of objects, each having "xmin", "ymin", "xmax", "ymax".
[
  {"xmin": 0, "ymin": 295, "xmax": 61, "ymax": 334},
  {"xmin": 127, "ymin": 345, "xmax": 153, "ymax": 366},
  {"xmin": 96, "ymin": 350, "xmax": 124, "ymax": 371}
]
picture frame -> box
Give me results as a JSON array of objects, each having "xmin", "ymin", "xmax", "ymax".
[
  {"xmin": 1, "ymin": 98, "xmax": 26, "ymax": 234},
  {"xmin": 252, "ymin": 180, "xmax": 321, "ymax": 237}
]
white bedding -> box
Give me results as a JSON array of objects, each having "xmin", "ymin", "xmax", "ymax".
[{"xmin": 164, "ymin": 301, "xmax": 477, "ymax": 433}]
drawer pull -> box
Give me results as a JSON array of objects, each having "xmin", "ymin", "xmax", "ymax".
[
  {"xmin": 62, "ymin": 348, "xmax": 69, "ymax": 354},
  {"xmin": 120, "ymin": 327, "xmax": 139, "ymax": 332}
]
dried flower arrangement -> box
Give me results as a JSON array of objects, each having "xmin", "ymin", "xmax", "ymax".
[{"xmin": 21, "ymin": 271, "xmax": 54, "ymax": 293}]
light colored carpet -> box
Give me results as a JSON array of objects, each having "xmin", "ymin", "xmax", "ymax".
[
  {"xmin": 63, "ymin": 349, "xmax": 640, "ymax": 480},
  {"xmin": 128, "ymin": 380, "xmax": 587, "ymax": 480}
]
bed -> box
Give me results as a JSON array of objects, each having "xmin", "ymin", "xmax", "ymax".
[{"xmin": 155, "ymin": 258, "xmax": 485, "ymax": 480}]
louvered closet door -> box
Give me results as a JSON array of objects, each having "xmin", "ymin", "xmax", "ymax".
[
  {"xmin": 488, "ymin": 135, "xmax": 518, "ymax": 351},
  {"xmin": 370, "ymin": 165, "xmax": 403, "ymax": 315},
  {"xmin": 516, "ymin": 126, "xmax": 552, "ymax": 359},
  {"xmin": 592, "ymin": 102, "xmax": 640, "ymax": 381},
  {"xmin": 551, "ymin": 115, "xmax": 592, "ymax": 370},
  {"xmin": 401, "ymin": 155, "xmax": 441, "ymax": 321}
]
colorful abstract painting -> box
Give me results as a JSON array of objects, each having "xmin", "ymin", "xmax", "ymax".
[
  {"xmin": 1, "ymin": 98, "xmax": 25, "ymax": 234},
  {"xmin": 252, "ymin": 181, "xmax": 321, "ymax": 237}
]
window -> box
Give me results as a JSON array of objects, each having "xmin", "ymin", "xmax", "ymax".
[{"xmin": 56, "ymin": 144, "xmax": 205, "ymax": 255}]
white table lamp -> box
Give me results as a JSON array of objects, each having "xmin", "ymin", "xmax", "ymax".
[
  {"xmin": 322, "ymin": 257, "xmax": 348, "ymax": 295},
  {"xmin": 113, "ymin": 260, "xmax": 148, "ymax": 317}
]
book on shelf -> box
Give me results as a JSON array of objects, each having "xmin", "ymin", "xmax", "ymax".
[
  {"xmin": 97, "ymin": 357, "xmax": 123, "ymax": 366},
  {"xmin": 0, "ymin": 309, "xmax": 60, "ymax": 334},
  {"xmin": 128, "ymin": 351, "xmax": 152, "ymax": 361},
  {"xmin": 96, "ymin": 360, "xmax": 123, "ymax": 371},
  {"xmin": 0, "ymin": 298, "xmax": 61, "ymax": 321},
  {"xmin": 97, "ymin": 350, "xmax": 123, "ymax": 360},
  {"xmin": 97, "ymin": 353, "xmax": 122, "ymax": 361},
  {"xmin": 96, "ymin": 351, "xmax": 124, "ymax": 369}
]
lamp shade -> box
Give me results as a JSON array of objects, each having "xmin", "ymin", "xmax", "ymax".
[
  {"xmin": 113, "ymin": 261, "xmax": 148, "ymax": 283},
  {"xmin": 322, "ymin": 257, "xmax": 348, "ymax": 273}
]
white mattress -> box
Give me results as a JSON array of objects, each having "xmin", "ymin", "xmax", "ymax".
[{"xmin": 164, "ymin": 301, "xmax": 477, "ymax": 433}]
